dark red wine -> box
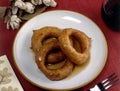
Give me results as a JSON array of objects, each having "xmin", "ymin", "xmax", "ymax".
[{"xmin": 101, "ymin": 0, "xmax": 120, "ymax": 31}]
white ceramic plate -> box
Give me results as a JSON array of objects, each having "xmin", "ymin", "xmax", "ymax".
[{"xmin": 13, "ymin": 10, "xmax": 108, "ymax": 90}]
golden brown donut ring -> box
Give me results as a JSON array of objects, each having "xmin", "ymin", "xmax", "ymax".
[
  {"xmin": 46, "ymin": 37, "xmax": 79, "ymax": 64},
  {"xmin": 58, "ymin": 28, "xmax": 91, "ymax": 65},
  {"xmin": 35, "ymin": 40, "xmax": 74, "ymax": 80},
  {"xmin": 31, "ymin": 26, "xmax": 61, "ymax": 52},
  {"xmin": 31, "ymin": 26, "xmax": 65, "ymax": 64}
]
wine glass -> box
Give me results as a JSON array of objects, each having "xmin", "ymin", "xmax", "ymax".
[{"xmin": 101, "ymin": 0, "xmax": 120, "ymax": 32}]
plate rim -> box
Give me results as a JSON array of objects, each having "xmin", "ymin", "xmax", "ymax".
[{"xmin": 12, "ymin": 10, "xmax": 108, "ymax": 90}]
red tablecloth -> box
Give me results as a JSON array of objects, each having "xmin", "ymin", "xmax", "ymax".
[{"xmin": 0, "ymin": 0, "xmax": 120, "ymax": 91}]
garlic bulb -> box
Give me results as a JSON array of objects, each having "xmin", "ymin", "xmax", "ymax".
[
  {"xmin": 7, "ymin": 15, "xmax": 21, "ymax": 30},
  {"xmin": 31, "ymin": 0, "xmax": 42, "ymax": 5},
  {"xmin": 25, "ymin": 2, "xmax": 35, "ymax": 13},
  {"xmin": 43, "ymin": 0, "xmax": 57, "ymax": 7},
  {"xmin": 12, "ymin": 6, "xmax": 18, "ymax": 15},
  {"xmin": 15, "ymin": 0, "xmax": 35, "ymax": 14},
  {"xmin": 3, "ymin": 0, "xmax": 57, "ymax": 30},
  {"xmin": 50, "ymin": 0, "xmax": 57, "ymax": 7},
  {"xmin": 14, "ymin": 0, "xmax": 26, "ymax": 10}
]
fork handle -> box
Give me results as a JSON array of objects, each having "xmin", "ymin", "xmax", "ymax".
[{"xmin": 88, "ymin": 85, "xmax": 101, "ymax": 91}]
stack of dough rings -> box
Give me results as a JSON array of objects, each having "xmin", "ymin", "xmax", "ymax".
[{"xmin": 31, "ymin": 26, "xmax": 91, "ymax": 80}]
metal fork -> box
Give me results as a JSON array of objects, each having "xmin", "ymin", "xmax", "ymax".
[{"xmin": 88, "ymin": 73, "xmax": 119, "ymax": 91}]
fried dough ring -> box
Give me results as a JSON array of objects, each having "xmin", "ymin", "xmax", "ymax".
[
  {"xmin": 31, "ymin": 26, "xmax": 65, "ymax": 64},
  {"xmin": 31, "ymin": 26, "xmax": 61, "ymax": 52},
  {"xmin": 35, "ymin": 40, "xmax": 74, "ymax": 80},
  {"xmin": 58, "ymin": 28, "xmax": 91, "ymax": 65}
]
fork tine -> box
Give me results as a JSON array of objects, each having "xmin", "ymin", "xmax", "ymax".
[
  {"xmin": 105, "ymin": 77, "xmax": 119, "ymax": 90},
  {"xmin": 101, "ymin": 73, "xmax": 119, "ymax": 90},
  {"xmin": 102, "ymin": 73, "xmax": 116, "ymax": 84},
  {"xmin": 102, "ymin": 73, "xmax": 116, "ymax": 85}
]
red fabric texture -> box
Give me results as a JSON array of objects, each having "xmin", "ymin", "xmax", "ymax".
[{"xmin": 0, "ymin": 0, "xmax": 120, "ymax": 91}]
